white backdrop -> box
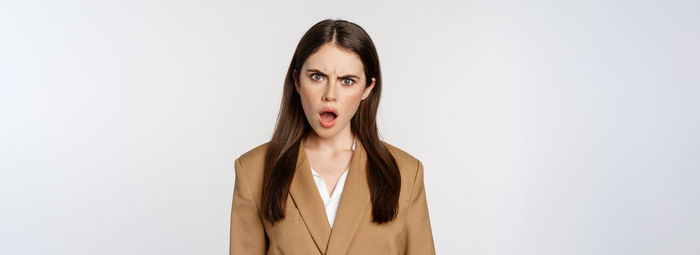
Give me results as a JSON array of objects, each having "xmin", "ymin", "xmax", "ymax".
[{"xmin": 1, "ymin": 0, "xmax": 698, "ymax": 254}]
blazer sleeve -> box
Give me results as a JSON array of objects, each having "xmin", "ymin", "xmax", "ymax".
[
  {"xmin": 230, "ymin": 157, "xmax": 267, "ymax": 255},
  {"xmin": 405, "ymin": 160, "xmax": 436, "ymax": 255}
]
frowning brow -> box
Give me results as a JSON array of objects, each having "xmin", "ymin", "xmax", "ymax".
[{"xmin": 305, "ymin": 69, "xmax": 360, "ymax": 80}]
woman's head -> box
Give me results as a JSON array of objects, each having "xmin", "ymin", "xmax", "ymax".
[
  {"xmin": 265, "ymin": 19, "xmax": 400, "ymax": 224},
  {"xmin": 281, "ymin": 19, "xmax": 382, "ymax": 141},
  {"xmin": 294, "ymin": 42, "xmax": 375, "ymax": 139}
]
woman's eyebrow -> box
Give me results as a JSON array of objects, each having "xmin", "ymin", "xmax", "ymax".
[
  {"xmin": 305, "ymin": 68, "xmax": 325, "ymax": 74},
  {"xmin": 305, "ymin": 69, "xmax": 360, "ymax": 79}
]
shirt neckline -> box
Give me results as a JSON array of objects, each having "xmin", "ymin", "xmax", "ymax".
[
  {"xmin": 309, "ymin": 136, "xmax": 356, "ymax": 199},
  {"xmin": 309, "ymin": 136, "xmax": 356, "ymax": 176}
]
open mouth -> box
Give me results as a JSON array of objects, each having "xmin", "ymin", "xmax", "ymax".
[
  {"xmin": 320, "ymin": 111, "xmax": 337, "ymax": 121},
  {"xmin": 319, "ymin": 107, "xmax": 338, "ymax": 128}
]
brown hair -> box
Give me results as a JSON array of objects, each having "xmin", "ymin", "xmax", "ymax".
[{"xmin": 262, "ymin": 19, "xmax": 400, "ymax": 224}]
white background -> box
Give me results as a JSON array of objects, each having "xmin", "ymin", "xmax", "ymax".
[{"xmin": 1, "ymin": 0, "xmax": 698, "ymax": 254}]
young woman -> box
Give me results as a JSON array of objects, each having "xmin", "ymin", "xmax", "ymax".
[{"xmin": 230, "ymin": 19, "xmax": 435, "ymax": 255}]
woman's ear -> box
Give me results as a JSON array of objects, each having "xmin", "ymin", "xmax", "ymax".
[{"xmin": 362, "ymin": 77, "xmax": 376, "ymax": 100}]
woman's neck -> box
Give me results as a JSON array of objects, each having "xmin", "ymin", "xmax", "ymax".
[{"xmin": 303, "ymin": 132, "xmax": 355, "ymax": 153}]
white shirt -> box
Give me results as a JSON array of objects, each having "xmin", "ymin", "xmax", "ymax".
[{"xmin": 309, "ymin": 137, "xmax": 356, "ymax": 228}]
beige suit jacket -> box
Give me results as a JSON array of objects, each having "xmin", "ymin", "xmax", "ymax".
[{"xmin": 230, "ymin": 138, "xmax": 436, "ymax": 255}]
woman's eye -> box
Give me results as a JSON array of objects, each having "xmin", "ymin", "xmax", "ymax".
[
  {"xmin": 342, "ymin": 79, "xmax": 354, "ymax": 86},
  {"xmin": 311, "ymin": 73, "xmax": 323, "ymax": 81}
]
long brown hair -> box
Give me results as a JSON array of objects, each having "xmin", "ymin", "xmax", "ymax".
[{"xmin": 262, "ymin": 19, "xmax": 400, "ymax": 224}]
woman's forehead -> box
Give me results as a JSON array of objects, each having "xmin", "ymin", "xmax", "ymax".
[{"xmin": 302, "ymin": 43, "xmax": 364, "ymax": 77}]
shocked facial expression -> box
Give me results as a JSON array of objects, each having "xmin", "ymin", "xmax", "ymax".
[{"xmin": 294, "ymin": 43, "xmax": 375, "ymax": 138}]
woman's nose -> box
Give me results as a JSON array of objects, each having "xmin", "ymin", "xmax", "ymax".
[{"xmin": 322, "ymin": 79, "xmax": 337, "ymax": 102}]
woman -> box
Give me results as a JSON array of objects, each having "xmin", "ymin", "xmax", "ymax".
[{"xmin": 230, "ymin": 19, "xmax": 435, "ymax": 255}]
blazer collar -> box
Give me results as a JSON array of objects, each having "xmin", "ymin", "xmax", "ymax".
[{"xmin": 289, "ymin": 137, "xmax": 371, "ymax": 255}]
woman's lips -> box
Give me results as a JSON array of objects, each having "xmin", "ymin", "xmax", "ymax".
[
  {"xmin": 319, "ymin": 111, "xmax": 337, "ymax": 128},
  {"xmin": 318, "ymin": 107, "xmax": 338, "ymax": 128},
  {"xmin": 319, "ymin": 106, "xmax": 338, "ymax": 116}
]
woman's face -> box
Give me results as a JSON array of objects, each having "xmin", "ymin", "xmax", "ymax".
[{"xmin": 294, "ymin": 42, "xmax": 375, "ymax": 139}]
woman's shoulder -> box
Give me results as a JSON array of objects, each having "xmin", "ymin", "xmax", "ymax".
[
  {"xmin": 380, "ymin": 140, "xmax": 424, "ymax": 178},
  {"xmin": 381, "ymin": 141, "xmax": 420, "ymax": 164},
  {"xmin": 236, "ymin": 141, "xmax": 271, "ymax": 164},
  {"xmin": 233, "ymin": 141, "xmax": 271, "ymax": 184}
]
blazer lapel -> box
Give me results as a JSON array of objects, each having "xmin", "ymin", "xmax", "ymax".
[
  {"xmin": 325, "ymin": 138, "xmax": 370, "ymax": 255},
  {"xmin": 289, "ymin": 139, "xmax": 332, "ymax": 254}
]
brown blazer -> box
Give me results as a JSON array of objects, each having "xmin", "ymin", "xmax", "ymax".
[{"xmin": 230, "ymin": 138, "xmax": 436, "ymax": 255}]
